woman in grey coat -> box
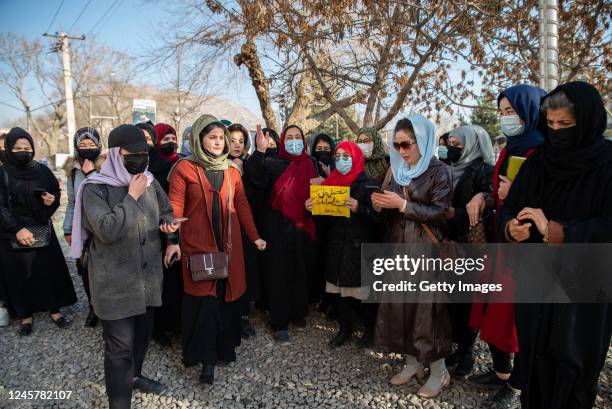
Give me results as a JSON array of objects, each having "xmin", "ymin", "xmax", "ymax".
[{"xmin": 71, "ymin": 124, "xmax": 178, "ymax": 409}]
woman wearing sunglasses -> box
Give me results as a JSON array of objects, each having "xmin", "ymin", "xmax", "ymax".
[{"xmin": 371, "ymin": 115, "xmax": 453, "ymax": 398}]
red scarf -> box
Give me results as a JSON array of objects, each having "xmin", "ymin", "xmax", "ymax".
[
  {"xmin": 322, "ymin": 141, "xmax": 365, "ymax": 187},
  {"xmin": 154, "ymin": 123, "xmax": 179, "ymax": 162},
  {"xmin": 270, "ymin": 129, "xmax": 317, "ymax": 240}
]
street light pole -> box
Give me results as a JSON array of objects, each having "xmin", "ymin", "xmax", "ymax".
[{"xmin": 538, "ymin": 0, "xmax": 559, "ymax": 91}]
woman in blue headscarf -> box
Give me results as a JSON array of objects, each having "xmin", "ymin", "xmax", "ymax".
[
  {"xmin": 468, "ymin": 84, "xmax": 546, "ymax": 408},
  {"xmin": 371, "ymin": 115, "xmax": 453, "ymax": 399}
]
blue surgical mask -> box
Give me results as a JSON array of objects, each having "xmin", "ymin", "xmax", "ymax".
[
  {"xmin": 500, "ymin": 115, "xmax": 525, "ymax": 137},
  {"xmin": 284, "ymin": 139, "xmax": 304, "ymax": 156},
  {"xmin": 335, "ymin": 157, "xmax": 353, "ymax": 175},
  {"xmin": 437, "ymin": 146, "xmax": 448, "ymax": 159}
]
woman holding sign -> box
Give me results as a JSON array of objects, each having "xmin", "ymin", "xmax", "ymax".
[
  {"xmin": 245, "ymin": 125, "xmax": 318, "ymax": 344},
  {"xmin": 371, "ymin": 115, "xmax": 453, "ymax": 398},
  {"xmin": 305, "ymin": 141, "xmax": 380, "ymax": 347}
]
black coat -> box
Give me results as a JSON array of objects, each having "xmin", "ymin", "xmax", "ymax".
[
  {"xmin": 317, "ymin": 172, "xmax": 379, "ymax": 288},
  {"xmin": 447, "ymin": 158, "xmax": 494, "ymax": 242}
]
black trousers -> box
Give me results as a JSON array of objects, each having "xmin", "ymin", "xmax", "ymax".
[
  {"xmin": 76, "ymin": 259, "xmax": 92, "ymax": 307},
  {"xmin": 450, "ymin": 303, "xmax": 478, "ymax": 350},
  {"xmin": 101, "ymin": 308, "xmax": 154, "ymax": 409}
]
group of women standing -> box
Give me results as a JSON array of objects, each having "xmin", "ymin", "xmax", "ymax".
[{"xmin": 0, "ymin": 80, "xmax": 608, "ymax": 409}]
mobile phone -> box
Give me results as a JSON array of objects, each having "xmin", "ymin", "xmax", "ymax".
[
  {"xmin": 33, "ymin": 188, "xmax": 46, "ymax": 196},
  {"xmin": 171, "ymin": 217, "xmax": 189, "ymax": 224},
  {"xmin": 365, "ymin": 185, "xmax": 384, "ymax": 194}
]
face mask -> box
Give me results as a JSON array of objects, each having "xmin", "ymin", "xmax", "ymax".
[
  {"xmin": 548, "ymin": 126, "xmax": 576, "ymax": 149},
  {"xmin": 159, "ymin": 142, "xmax": 177, "ymax": 156},
  {"xmin": 335, "ymin": 157, "xmax": 353, "ymax": 175},
  {"xmin": 500, "ymin": 115, "xmax": 525, "ymax": 137},
  {"xmin": 285, "ymin": 139, "xmax": 304, "ymax": 156},
  {"xmin": 437, "ymin": 146, "xmax": 448, "ymax": 159},
  {"xmin": 0, "ymin": 150, "xmax": 6, "ymax": 163},
  {"xmin": 357, "ymin": 143, "xmax": 374, "ymax": 158},
  {"xmin": 78, "ymin": 148, "xmax": 100, "ymax": 162},
  {"xmin": 313, "ymin": 150, "xmax": 332, "ymax": 162},
  {"xmin": 123, "ymin": 153, "xmax": 149, "ymax": 175},
  {"xmin": 447, "ymin": 146, "xmax": 463, "ymax": 163},
  {"xmin": 13, "ymin": 151, "xmax": 34, "ymax": 165},
  {"xmin": 265, "ymin": 147, "xmax": 278, "ymax": 157}
]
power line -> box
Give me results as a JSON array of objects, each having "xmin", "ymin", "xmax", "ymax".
[
  {"xmin": 44, "ymin": 0, "xmax": 65, "ymax": 34},
  {"xmin": 68, "ymin": 0, "xmax": 93, "ymax": 32},
  {"xmin": 87, "ymin": 0, "xmax": 121, "ymax": 36},
  {"xmin": 92, "ymin": 0, "xmax": 125, "ymax": 36}
]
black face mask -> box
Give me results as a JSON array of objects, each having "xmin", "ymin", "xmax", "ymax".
[
  {"xmin": 0, "ymin": 150, "xmax": 6, "ymax": 163},
  {"xmin": 313, "ymin": 150, "xmax": 332, "ymax": 163},
  {"xmin": 548, "ymin": 126, "xmax": 576, "ymax": 149},
  {"xmin": 447, "ymin": 146, "xmax": 463, "ymax": 163},
  {"xmin": 123, "ymin": 153, "xmax": 149, "ymax": 175},
  {"xmin": 78, "ymin": 148, "xmax": 101, "ymax": 162},
  {"xmin": 13, "ymin": 151, "xmax": 34, "ymax": 166},
  {"xmin": 159, "ymin": 142, "xmax": 177, "ymax": 156},
  {"xmin": 265, "ymin": 147, "xmax": 278, "ymax": 157}
]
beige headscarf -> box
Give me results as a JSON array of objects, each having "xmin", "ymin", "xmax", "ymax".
[{"xmin": 185, "ymin": 114, "xmax": 239, "ymax": 171}]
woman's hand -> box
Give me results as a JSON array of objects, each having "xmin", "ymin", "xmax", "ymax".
[
  {"xmin": 346, "ymin": 197, "xmax": 359, "ymax": 213},
  {"xmin": 64, "ymin": 234, "xmax": 72, "ymax": 245},
  {"xmin": 498, "ymin": 176, "xmax": 512, "ymax": 201},
  {"xmin": 466, "ymin": 192, "xmax": 486, "ymax": 226},
  {"xmin": 305, "ymin": 198, "xmax": 314, "ymax": 212},
  {"xmin": 160, "ymin": 222, "xmax": 180, "ymax": 234},
  {"xmin": 371, "ymin": 190, "xmax": 406, "ymax": 210},
  {"xmin": 16, "ymin": 228, "xmax": 34, "ymax": 246},
  {"xmin": 446, "ymin": 207, "xmax": 455, "ymax": 220},
  {"xmin": 310, "ymin": 177, "xmax": 324, "ymax": 186},
  {"xmin": 42, "ymin": 192, "xmax": 55, "ymax": 206},
  {"xmin": 164, "ymin": 244, "xmax": 181, "ymax": 268},
  {"xmin": 517, "ymin": 207, "xmax": 548, "ymax": 236},
  {"xmin": 320, "ymin": 162, "xmax": 331, "ymax": 177},
  {"xmin": 82, "ymin": 159, "xmax": 95, "ymax": 174},
  {"xmin": 255, "ymin": 124, "xmax": 270, "ymax": 153},
  {"xmin": 254, "ymin": 239, "xmax": 267, "ymax": 251},
  {"xmin": 507, "ymin": 218, "xmax": 531, "ymax": 242}
]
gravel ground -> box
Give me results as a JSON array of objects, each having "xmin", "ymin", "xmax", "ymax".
[{"xmin": 0, "ymin": 175, "xmax": 610, "ymax": 409}]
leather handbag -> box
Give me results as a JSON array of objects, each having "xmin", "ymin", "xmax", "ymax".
[
  {"xmin": 187, "ymin": 166, "xmax": 232, "ymax": 281},
  {"xmin": 1, "ymin": 168, "xmax": 52, "ymax": 250}
]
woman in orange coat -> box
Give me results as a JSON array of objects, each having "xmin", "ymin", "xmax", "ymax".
[{"xmin": 166, "ymin": 114, "xmax": 266, "ymax": 385}]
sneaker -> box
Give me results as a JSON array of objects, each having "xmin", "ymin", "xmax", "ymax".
[
  {"xmin": 0, "ymin": 306, "xmax": 9, "ymax": 327},
  {"xmin": 485, "ymin": 383, "xmax": 521, "ymax": 408},
  {"xmin": 273, "ymin": 330, "xmax": 290, "ymax": 343},
  {"xmin": 133, "ymin": 376, "xmax": 166, "ymax": 394}
]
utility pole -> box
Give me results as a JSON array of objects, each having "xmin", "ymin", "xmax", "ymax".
[
  {"xmin": 538, "ymin": 0, "xmax": 559, "ymax": 91},
  {"xmin": 44, "ymin": 32, "xmax": 85, "ymax": 155}
]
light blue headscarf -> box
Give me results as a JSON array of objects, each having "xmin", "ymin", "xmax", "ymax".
[{"xmin": 389, "ymin": 114, "xmax": 436, "ymax": 187}]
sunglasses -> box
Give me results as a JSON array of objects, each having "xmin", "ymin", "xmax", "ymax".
[{"xmin": 392, "ymin": 140, "xmax": 418, "ymax": 150}]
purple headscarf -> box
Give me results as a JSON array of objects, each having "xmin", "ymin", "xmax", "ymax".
[{"xmin": 70, "ymin": 147, "xmax": 153, "ymax": 258}]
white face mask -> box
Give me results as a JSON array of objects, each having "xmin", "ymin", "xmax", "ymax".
[
  {"xmin": 500, "ymin": 115, "xmax": 525, "ymax": 137},
  {"xmin": 357, "ymin": 142, "xmax": 374, "ymax": 158}
]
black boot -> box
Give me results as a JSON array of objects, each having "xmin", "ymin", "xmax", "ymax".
[
  {"xmin": 199, "ymin": 365, "xmax": 215, "ymax": 385},
  {"xmin": 329, "ymin": 326, "xmax": 352, "ymax": 347},
  {"xmin": 85, "ymin": 307, "xmax": 98, "ymax": 328},
  {"xmin": 448, "ymin": 346, "xmax": 475, "ymax": 377}
]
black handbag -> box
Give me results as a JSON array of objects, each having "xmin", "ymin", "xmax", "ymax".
[
  {"xmin": 1, "ymin": 168, "xmax": 52, "ymax": 250},
  {"xmin": 187, "ymin": 166, "xmax": 232, "ymax": 282}
]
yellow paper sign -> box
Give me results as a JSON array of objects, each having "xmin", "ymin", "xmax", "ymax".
[
  {"xmin": 310, "ymin": 185, "xmax": 350, "ymax": 218},
  {"xmin": 507, "ymin": 155, "xmax": 527, "ymax": 182}
]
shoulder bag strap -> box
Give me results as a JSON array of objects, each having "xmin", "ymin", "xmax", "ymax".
[{"xmin": 226, "ymin": 169, "xmax": 232, "ymax": 258}]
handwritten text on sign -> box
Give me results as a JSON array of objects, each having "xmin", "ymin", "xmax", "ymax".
[{"xmin": 310, "ymin": 185, "xmax": 350, "ymax": 218}]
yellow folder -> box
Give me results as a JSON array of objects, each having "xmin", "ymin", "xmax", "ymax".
[{"xmin": 507, "ymin": 156, "xmax": 527, "ymax": 182}]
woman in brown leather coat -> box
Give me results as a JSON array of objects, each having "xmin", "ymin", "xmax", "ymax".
[{"xmin": 371, "ymin": 115, "xmax": 453, "ymax": 399}]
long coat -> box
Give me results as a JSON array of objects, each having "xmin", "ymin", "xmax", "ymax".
[
  {"xmin": 374, "ymin": 158, "xmax": 454, "ymax": 364},
  {"xmin": 168, "ymin": 160, "xmax": 260, "ymax": 302}
]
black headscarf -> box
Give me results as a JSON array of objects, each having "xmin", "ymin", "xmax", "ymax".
[
  {"xmin": 310, "ymin": 133, "xmax": 336, "ymax": 176},
  {"xmin": 4, "ymin": 127, "xmax": 41, "ymax": 180},
  {"xmin": 538, "ymin": 81, "xmax": 609, "ymax": 180}
]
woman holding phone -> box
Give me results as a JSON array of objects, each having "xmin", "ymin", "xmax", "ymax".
[
  {"xmin": 166, "ymin": 114, "xmax": 266, "ymax": 385},
  {"xmin": 0, "ymin": 127, "xmax": 76, "ymax": 336}
]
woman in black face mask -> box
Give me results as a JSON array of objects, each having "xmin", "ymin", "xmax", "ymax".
[
  {"xmin": 63, "ymin": 127, "xmax": 104, "ymax": 328},
  {"xmin": 500, "ymin": 81, "xmax": 612, "ymax": 409},
  {"xmin": 0, "ymin": 128, "xmax": 77, "ymax": 336},
  {"xmin": 310, "ymin": 133, "xmax": 336, "ymax": 180}
]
